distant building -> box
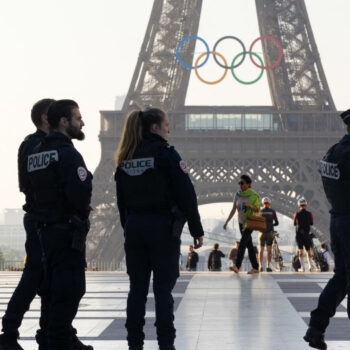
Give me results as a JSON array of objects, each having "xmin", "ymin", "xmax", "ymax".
[
  {"xmin": 114, "ymin": 95, "xmax": 126, "ymax": 110},
  {"xmin": 0, "ymin": 209, "xmax": 25, "ymax": 252}
]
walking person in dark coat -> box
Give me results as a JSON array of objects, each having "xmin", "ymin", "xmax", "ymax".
[{"xmin": 208, "ymin": 244, "xmax": 225, "ymax": 271}]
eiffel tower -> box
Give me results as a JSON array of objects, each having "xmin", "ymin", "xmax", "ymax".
[{"xmin": 87, "ymin": 0, "xmax": 344, "ymax": 266}]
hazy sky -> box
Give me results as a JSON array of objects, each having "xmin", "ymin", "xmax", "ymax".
[{"xmin": 0, "ymin": 0, "xmax": 349, "ymax": 214}]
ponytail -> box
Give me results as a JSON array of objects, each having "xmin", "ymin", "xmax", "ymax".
[
  {"xmin": 115, "ymin": 108, "xmax": 166, "ymax": 166},
  {"xmin": 115, "ymin": 110, "xmax": 143, "ymax": 166}
]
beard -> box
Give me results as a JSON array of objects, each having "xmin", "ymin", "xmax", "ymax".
[{"xmin": 67, "ymin": 123, "xmax": 85, "ymax": 140}]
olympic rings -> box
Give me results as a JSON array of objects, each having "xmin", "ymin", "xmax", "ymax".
[
  {"xmin": 195, "ymin": 51, "xmax": 228, "ymax": 85},
  {"xmin": 176, "ymin": 35, "xmax": 210, "ymax": 70},
  {"xmin": 231, "ymin": 51, "xmax": 264, "ymax": 85},
  {"xmin": 176, "ymin": 35, "xmax": 283, "ymax": 85},
  {"xmin": 249, "ymin": 35, "xmax": 283, "ymax": 69}
]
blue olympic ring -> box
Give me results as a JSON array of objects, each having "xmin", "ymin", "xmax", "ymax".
[{"xmin": 176, "ymin": 35, "xmax": 210, "ymax": 70}]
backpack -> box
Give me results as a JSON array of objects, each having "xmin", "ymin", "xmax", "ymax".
[
  {"xmin": 292, "ymin": 254, "xmax": 301, "ymax": 271},
  {"xmin": 319, "ymin": 251, "xmax": 329, "ymax": 272}
]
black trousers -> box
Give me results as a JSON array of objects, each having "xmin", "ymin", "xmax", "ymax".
[
  {"xmin": 1, "ymin": 213, "xmax": 47, "ymax": 342},
  {"xmin": 309, "ymin": 213, "xmax": 350, "ymax": 332},
  {"xmin": 124, "ymin": 213, "xmax": 180, "ymax": 348},
  {"xmin": 39, "ymin": 225, "xmax": 86, "ymax": 350},
  {"xmin": 235, "ymin": 223, "xmax": 259, "ymax": 270}
]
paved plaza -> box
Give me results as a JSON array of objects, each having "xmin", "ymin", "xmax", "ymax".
[{"xmin": 0, "ymin": 272, "xmax": 349, "ymax": 349}]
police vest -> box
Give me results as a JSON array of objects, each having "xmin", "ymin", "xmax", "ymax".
[
  {"xmin": 18, "ymin": 131, "xmax": 46, "ymax": 212},
  {"xmin": 261, "ymin": 207, "xmax": 275, "ymax": 233},
  {"xmin": 118, "ymin": 140, "xmax": 171, "ymax": 211},
  {"xmin": 319, "ymin": 141, "xmax": 350, "ymax": 212},
  {"xmin": 27, "ymin": 137, "xmax": 72, "ymax": 223}
]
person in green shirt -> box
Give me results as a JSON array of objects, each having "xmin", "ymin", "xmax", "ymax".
[{"xmin": 229, "ymin": 175, "xmax": 261, "ymax": 274}]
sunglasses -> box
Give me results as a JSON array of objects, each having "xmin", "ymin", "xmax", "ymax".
[{"xmin": 238, "ymin": 181, "xmax": 246, "ymax": 185}]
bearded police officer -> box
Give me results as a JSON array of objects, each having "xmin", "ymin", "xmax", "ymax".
[
  {"xmin": 304, "ymin": 110, "xmax": 350, "ymax": 350},
  {"xmin": 115, "ymin": 108, "xmax": 204, "ymax": 350},
  {"xmin": 27, "ymin": 100, "xmax": 93, "ymax": 350}
]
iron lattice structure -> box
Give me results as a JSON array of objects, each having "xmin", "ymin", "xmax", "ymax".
[{"xmin": 87, "ymin": 0, "xmax": 343, "ymax": 265}]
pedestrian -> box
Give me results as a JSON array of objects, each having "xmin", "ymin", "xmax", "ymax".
[
  {"xmin": 228, "ymin": 241, "xmax": 239, "ymax": 268},
  {"xmin": 0, "ymin": 99, "xmax": 91, "ymax": 350},
  {"xmin": 294, "ymin": 198, "xmax": 315, "ymax": 272},
  {"xmin": 186, "ymin": 245, "xmax": 199, "ymax": 271},
  {"xmin": 207, "ymin": 243, "xmax": 225, "ymax": 271},
  {"xmin": 26, "ymin": 99, "xmax": 93, "ymax": 350},
  {"xmin": 115, "ymin": 108, "xmax": 204, "ymax": 350},
  {"xmin": 224, "ymin": 175, "xmax": 260, "ymax": 274},
  {"xmin": 319, "ymin": 243, "xmax": 330, "ymax": 272},
  {"xmin": 259, "ymin": 197, "xmax": 279, "ymax": 272},
  {"xmin": 304, "ymin": 109, "xmax": 350, "ymax": 350}
]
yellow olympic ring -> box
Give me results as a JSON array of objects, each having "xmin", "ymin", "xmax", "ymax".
[{"xmin": 194, "ymin": 51, "xmax": 228, "ymax": 85}]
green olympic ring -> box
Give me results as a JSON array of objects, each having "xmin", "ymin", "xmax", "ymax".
[{"xmin": 231, "ymin": 51, "xmax": 264, "ymax": 85}]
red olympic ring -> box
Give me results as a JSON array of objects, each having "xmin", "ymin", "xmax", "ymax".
[{"xmin": 249, "ymin": 35, "xmax": 283, "ymax": 70}]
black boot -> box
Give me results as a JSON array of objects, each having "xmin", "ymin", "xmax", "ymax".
[
  {"xmin": 0, "ymin": 333, "xmax": 23, "ymax": 350},
  {"xmin": 73, "ymin": 336, "xmax": 94, "ymax": 350},
  {"xmin": 304, "ymin": 327, "xmax": 327, "ymax": 350}
]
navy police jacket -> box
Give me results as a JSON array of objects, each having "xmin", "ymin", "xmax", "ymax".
[
  {"xmin": 27, "ymin": 131, "xmax": 92, "ymax": 222},
  {"xmin": 115, "ymin": 133, "xmax": 204, "ymax": 238},
  {"xmin": 18, "ymin": 129, "xmax": 46, "ymax": 212}
]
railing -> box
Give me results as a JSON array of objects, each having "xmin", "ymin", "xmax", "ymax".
[{"xmin": 0, "ymin": 261, "xmax": 24, "ymax": 271}]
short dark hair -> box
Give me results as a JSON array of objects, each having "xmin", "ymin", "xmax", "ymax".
[
  {"xmin": 240, "ymin": 174, "xmax": 252, "ymax": 185},
  {"xmin": 321, "ymin": 243, "xmax": 328, "ymax": 251},
  {"xmin": 214, "ymin": 243, "xmax": 219, "ymax": 250},
  {"xmin": 31, "ymin": 99, "xmax": 55, "ymax": 127},
  {"xmin": 189, "ymin": 245, "xmax": 193, "ymax": 249},
  {"xmin": 47, "ymin": 99, "xmax": 79, "ymax": 129}
]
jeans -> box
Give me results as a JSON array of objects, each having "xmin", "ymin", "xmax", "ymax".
[
  {"xmin": 124, "ymin": 213, "xmax": 180, "ymax": 348},
  {"xmin": 1, "ymin": 213, "xmax": 46, "ymax": 342},
  {"xmin": 39, "ymin": 225, "xmax": 86, "ymax": 350},
  {"xmin": 309, "ymin": 213, "xmax": 350, "ymax": 333},
  {"xmin": 235, "ymin": 223, "xmax": 259, "ymax": 270}
]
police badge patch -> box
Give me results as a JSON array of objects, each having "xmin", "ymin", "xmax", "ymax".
[
  {"xmin": 77, "ymin": 166, "xmax": 88, "ymax": 181},
  {"xmin": 179, "ymin": 160, "xmax": 188, "ymax": 173}
]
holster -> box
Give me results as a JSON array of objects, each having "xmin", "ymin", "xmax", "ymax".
[
  {"xmin": 69, "ymin": 215, "xmax": 90, "ymax": 252},
  {"xmin": 171, "ymin": 205, "xmax": 186, "ymax": 239}
]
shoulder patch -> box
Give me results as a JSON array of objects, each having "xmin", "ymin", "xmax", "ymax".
[
  {"xmin": 319, "ymin": 160, "xmax": 340, "ymax": 180},
  {"xmin": 179, "ymin": 160, "xmax": 188, "ymax": 173},
  {"xmin": 77, "ymin": 166, "xmax": 88, "ymax": 181}
]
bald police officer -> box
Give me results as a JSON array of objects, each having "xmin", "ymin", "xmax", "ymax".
[
  {"xmin": 304, "ymin": 110, "xmax": 350, "ymax": 350},
  {"xmin": 27, "ymin": 100, "xmax": 93, "ymax": 350}
]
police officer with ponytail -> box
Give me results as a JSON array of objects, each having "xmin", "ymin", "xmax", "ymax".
[
  {"xmin": 304, "ymin": 110, "xmax": 350, "ymax": 350},
  {"xmin": 115, "ymin": 108, "xmax": 204, "ymax": 350}
]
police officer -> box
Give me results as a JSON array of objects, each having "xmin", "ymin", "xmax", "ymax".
[
  {"xmin": 27, "ymin": 99, "xmax": 93, "ymax": 350},
  {"xmin": 0, "ymin": 99, "xmax": 91, "ymax": 350},
  {"xmin": 303, "ymin": 110, "xmax": 350, "ymax": 350},
  {"xmin": 259, "ymin": 197, "xmax": 279, "ymax": 272},
  {"xmin": 0, "ymin": 99, "xmax": 53, "ymax": 350},
  {"xmin": 115, "ymin": 108, "xmax": 204, "ymax": 350}
]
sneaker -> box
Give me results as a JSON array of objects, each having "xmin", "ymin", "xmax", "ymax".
[
  {"xmin": 229, "ymin": 265, "xmax": 239, "ymax": 274},
  {"xmin": 0, "ymin": 334, "xmax": 24, "ymax": 350},
  {"xmin": 73, "ymin": 337, "xmax": 94, "ymax": 350},
  {"xmin": 247, "ymin": 268, "xmax": 260, "ymax": 274},
  {"xmin": 304, "ymin": 327, "xmax": 327, "ymax": 349},
  {"xmin": 266, "ymin": 267, "xmax": 273, "ymax": 272},
  {"xmin": 298, "ymin": 267, "xmax": 305, "ymax": 272},
  {"xmin": 259, "ymin": 267, "xmax": 264, "ymax": 272}
]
